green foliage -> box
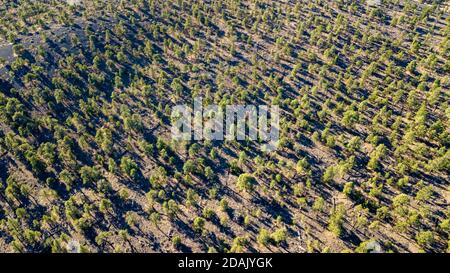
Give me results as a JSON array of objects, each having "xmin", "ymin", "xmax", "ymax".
[
  {"xmin": 368, "ymin": 144, "xmax": 386, "ymax": 170},
  {"xmin": 313, "ymin": 197, "xmax": 325, "ymax": 213},
  {"xmin": 79, "ymin": 166, "xmax": 101, "ymax": 185},
  {"xmin": 193, "ymin": 217, "xmax": 206, "ymax": 232},
  {"xmin": 120, "ymin": 156, "xmax": 138, "ymax": 178},
  {"xmin": 237, "ymin": 173, "xmax": 256, "ymax": 192},
  {"xmin": 0, "ymin": 0, "xmax": 448, "ymax": 254},
  {"xmin": 416, "ymin": 231, "xmax": 434, "ymax": 248},
  {"xmin": 271, "ymin": 228, "xmax": 287, "ymax": 246},
  {"xmin": 328, "ymin": 204, "xmax": 346, "ymax": 237},
  {"xmin": 172, "ymin": 235, "xmax": 182, "ymax": 248},
  {"xmin": 183, "ymin": 159, "xmax": 196, "ymax": 174},
  {"xmin": 343, "ymin": 182, "xmax": 353, "ymax": 196},
  {"xmin": 257, "ymin": 228, "xmax": 271, "ymax": 247}
]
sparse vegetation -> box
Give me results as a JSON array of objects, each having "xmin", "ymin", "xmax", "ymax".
[{"xmin": 0, "ymin": 0, "xmax": 448, "ymax": 253}]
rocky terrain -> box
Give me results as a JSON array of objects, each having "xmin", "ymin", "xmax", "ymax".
[{"xmin": 0, "ymin": 0, "xmax": 449, "ymax": 253}]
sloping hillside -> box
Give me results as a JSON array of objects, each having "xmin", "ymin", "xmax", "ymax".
[{"xmin": 0, "ymin": 0, "xmax": 449, "ymax": 253}]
